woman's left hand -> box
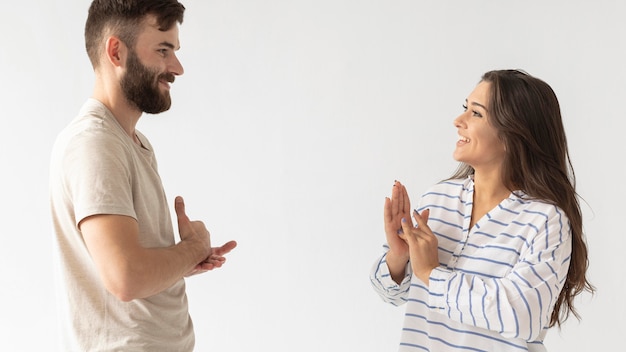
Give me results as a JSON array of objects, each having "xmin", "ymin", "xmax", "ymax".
[{"xmin": 398, "ymin": 209, "xmax": 440, "ymax": 286}]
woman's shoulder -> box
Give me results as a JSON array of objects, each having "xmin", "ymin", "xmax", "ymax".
[
  {"xmin": 426, "ymin": 177, "xmax": 473, "ymax": 193},
  {"xmin": 507, "ymin": 191, "xmax": 566, "ymax": 217},
  {"xmin": 418, "ymin": 177, "xmax": 474, "ymax": 203}
]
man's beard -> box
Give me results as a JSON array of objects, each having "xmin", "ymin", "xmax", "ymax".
[{"xmin": 120, "ymin": 50, "xmax": 176, "ymax": 114}]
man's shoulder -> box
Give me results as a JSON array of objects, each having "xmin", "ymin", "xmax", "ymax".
[{"xmin": 57, "ymin": 99, "xmax": 128, "ymax": 149}]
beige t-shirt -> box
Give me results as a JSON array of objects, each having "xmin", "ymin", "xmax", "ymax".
[{"xmin": 49, "ymin": 99, "xmax": 194, "ymax": 351}]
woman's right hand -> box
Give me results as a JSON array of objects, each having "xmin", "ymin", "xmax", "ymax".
[{"xmin": 383, "ymin": 181, "xmax": 411, "ymax": 283}]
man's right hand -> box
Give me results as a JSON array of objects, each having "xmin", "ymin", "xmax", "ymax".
[
  {"xmin": 175, "ymin": 196, "xmax": 212, "ymax": 256},
  {"xmin": 175, "ymin": 196, "xmax": 237, "ymax": 277}
]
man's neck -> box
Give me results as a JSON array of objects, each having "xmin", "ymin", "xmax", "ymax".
[{"xmin": 92, "ymin": 77, "xmax": 143, "ymax": 144}]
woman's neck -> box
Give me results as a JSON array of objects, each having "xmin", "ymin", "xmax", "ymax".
[{"xmin": 469, "ymin": 171, "xmax": 511, "ymax": 229}]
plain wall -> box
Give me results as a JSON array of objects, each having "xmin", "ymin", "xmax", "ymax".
[{"xmin": 1, "ymin": 0, "xmax": 624, "ymax": 350}]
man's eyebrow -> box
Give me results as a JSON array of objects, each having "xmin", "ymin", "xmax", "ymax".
[{"xmin": 159, "ymin": 41, "xmax": 179, "ymax": 50}]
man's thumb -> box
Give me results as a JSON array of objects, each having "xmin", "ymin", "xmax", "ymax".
[{"xmin": 175, "ymin": 196, "xmax": 189, "ymax": 224}]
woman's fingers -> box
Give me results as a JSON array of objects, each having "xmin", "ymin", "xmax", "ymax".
[
  {"xmin": 399, "ymin": 217, "xmax": 416, "ymax": 243},
  {"xmin": 413, "ymin": 208, "xmax": 430, "ymax": 228},
  {"xmin": 384, "ymin": 197, "xmax": 392, "ymax": 223},
  {"xmin": 391, "ymin": 181, "xmax": 401, "ymax": 216},
  {"xmin": 400, "ymin": 183, "xmax": 411, "ymax": 215}
]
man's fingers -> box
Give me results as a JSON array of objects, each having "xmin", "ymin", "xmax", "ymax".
[
  {"xmin": 215, "ymin": 240, "xmax": 237, "ymax": 255},
  {"xmin": 174, "ymin": 196, "xmax": 186, "ymax": 218},
  {"xmin": 174, "ymin": 196, "xmax": 190, "ymax": 225}
]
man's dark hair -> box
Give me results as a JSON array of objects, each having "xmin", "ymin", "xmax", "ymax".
[{"xmin": 85, "ymin": 0, "xmax": 185, "ymax": 68}]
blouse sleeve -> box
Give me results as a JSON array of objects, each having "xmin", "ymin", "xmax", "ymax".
[{"xmin": 370, "ymin": 244, "xmax": 413, "ymax": 306}]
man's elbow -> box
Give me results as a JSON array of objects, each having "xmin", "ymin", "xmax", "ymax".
[
  {"xmin": 110, "ymin": 287, "xmax": 136, "ymax": 302},
  {"xmin": 101, "ymin": 269, "xmax": 144, "ymax": 302}
]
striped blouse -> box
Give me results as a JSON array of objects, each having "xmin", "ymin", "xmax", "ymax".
[{"xmin": 370, "ymin": 177, "xmax": 572, "ymax": 352}]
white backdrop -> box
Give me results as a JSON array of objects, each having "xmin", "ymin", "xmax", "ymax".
[{"xmin": 1, "ymin": 0, "xmax": 624, "ymax": 351}]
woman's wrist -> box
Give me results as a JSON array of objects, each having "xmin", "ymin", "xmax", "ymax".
[{"xmin": 386, "ymin": 250, "xmax": 409, "ymax": 284}]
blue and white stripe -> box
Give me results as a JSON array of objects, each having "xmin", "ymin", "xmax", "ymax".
[{"xmin": 370, "ymin": 177, "xmax": 572, "ymax": 352}]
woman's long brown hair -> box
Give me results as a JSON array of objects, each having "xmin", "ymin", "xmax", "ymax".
[{"xmin": 449, "ymin": 69, "xmax": 594, "ymax": 327}]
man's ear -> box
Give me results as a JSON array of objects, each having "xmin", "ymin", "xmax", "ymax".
[{"xmin": 104, "ymin": 36, "xmax": 127, "ymax": 68}]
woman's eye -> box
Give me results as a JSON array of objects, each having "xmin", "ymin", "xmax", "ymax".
[{"xmin": 463, "ymin": 104, "xmax": 482, "ymax": 117}]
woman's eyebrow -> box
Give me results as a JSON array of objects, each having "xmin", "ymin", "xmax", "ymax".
[{"xmin": 466, "ymin": 99, "xmax": 487, "ymax": 111}]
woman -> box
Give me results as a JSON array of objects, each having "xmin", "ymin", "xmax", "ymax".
[{"xmin": 370, "ymin": 69, "xmax": 593, "ymax": 351}]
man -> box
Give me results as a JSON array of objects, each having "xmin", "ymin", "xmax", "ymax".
[{"xmin": 49, "ymin": 1, "xmax": 237, "ymax": 350}]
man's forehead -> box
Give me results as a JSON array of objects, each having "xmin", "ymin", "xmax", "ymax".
[{"xmin": 138, "ymin": 15, "xmax": 181, "ymax": 49}]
